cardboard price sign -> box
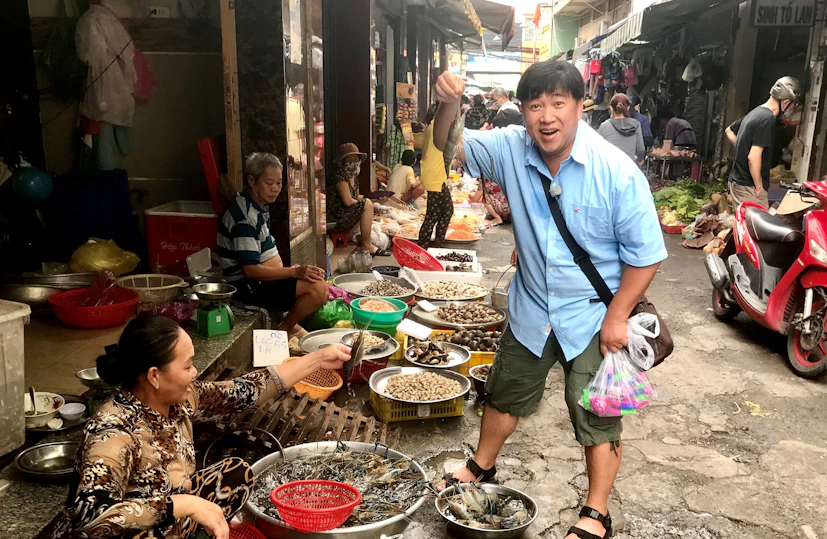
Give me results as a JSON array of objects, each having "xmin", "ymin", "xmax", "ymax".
[{"xmin": 253, "ymin": 329, "xmax": 290, "ymax": 367}]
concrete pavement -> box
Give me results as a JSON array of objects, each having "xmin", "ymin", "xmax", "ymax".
[{"xmin": 397, "ymin": 225, "xmax": 827, "ymax": 539}]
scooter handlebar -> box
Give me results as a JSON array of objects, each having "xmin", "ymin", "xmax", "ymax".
[{"xmin": 780, "ymin": 182, "xmax": 798, "ymax": 190}]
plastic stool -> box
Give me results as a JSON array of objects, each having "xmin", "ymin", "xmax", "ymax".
[{"xmin": 329, "ymin": 232, "xmax": 349, "ymax": 247}]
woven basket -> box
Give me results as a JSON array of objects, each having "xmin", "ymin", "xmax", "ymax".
[
  {"xmin": 294, "ymin": 369, "xmax": 343, "ymax": 400},
  {"xmin": 117, "ymin": 274, "xmax": 186, "ymax": 305}
]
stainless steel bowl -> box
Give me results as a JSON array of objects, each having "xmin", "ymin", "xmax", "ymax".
[
  {"xmin": 15, "ymin": 441, "xmax": 79, "ymax": 482},
  {"xmin": 193, "ymin": 283, "xmax": 237, "ymax": 301},
  {"xmin": 246, "ymin": 441, "xmax": 428, "ymax": 539},
  {"xmin": 0, "ymin": 284, "xmax": 66, "ymax": 311},
  {"xmin": 436, "ymin": 483, "xmax": 538, "ymax": 539},
  {"xmin": 0, "ymin": 273, "xmax": 98, "ymax": 311},
  {"xmin": 76, "ymin": 367, "xmax": 117, "ymax": 390},
  {"xmin": 331, "ymin": 273, "xmax": 416, "ymax": 302}
]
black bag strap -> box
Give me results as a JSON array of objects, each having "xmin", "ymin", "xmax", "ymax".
[{"xmin": 539, "ymin": 175, "xmax": 614, "ymax": 307}]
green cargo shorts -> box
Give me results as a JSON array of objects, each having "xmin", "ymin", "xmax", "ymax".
[{"xmin": 485, "ymin": 326, "xmax": 622, "ymax": 447}]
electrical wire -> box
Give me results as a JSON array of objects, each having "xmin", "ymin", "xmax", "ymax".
[{"xmin": 40, "ymin": 9, "xmax": 153, "ymax": 129}]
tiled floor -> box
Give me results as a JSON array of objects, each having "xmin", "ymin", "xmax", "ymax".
[{"xmin": 24, "ymin": 316, "xmax": 126, "ymax": 396}]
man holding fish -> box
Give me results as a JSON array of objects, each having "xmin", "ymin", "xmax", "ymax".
[{"xmin": 433, "ymin": 61, "xmax": 666, "ymax": 539}]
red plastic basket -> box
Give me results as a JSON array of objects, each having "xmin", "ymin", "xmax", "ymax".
[
  {"xmin": 270, "ymin": 480, "xmax": 361, "ymax": 533},
  {"xmin": 392, "ymin": 237, "xmax": 443, "ymax": 271},
  {"xmin": 228, "ymin": 524, "xmax": 267, "ymax": 539},
  {"xmin": 335, "ymin": 358, "xmax": 388, "ymax": 383},
  {"xmin": 49, "ymin": 288, "xmax": 139, "ymax": 329}
]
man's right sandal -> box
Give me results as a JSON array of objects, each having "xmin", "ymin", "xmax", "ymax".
[
  {"xmin": 567, "ymin": 506, "xmax": 613, "ymax": 539},
  {"xmin": 441, "ymin": 458, "xmax": 497, "ymax": 490}
]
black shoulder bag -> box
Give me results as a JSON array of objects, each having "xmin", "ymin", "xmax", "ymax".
[{"xmin": 539, "ymin": 175, "xmax": 673, "ymax": 368}]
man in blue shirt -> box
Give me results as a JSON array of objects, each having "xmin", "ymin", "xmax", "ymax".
[{"xmin": 434, "ymin": 63, "xmax": 666, "ymax": 539}]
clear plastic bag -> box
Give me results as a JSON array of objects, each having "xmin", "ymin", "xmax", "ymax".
[
  {"xmin": 75, "ymin": 4, "xmax": 136, "ymax": 126},
  {"xmin": 579, "ymin": 313, "xmax": 659, "ymax": 417}
]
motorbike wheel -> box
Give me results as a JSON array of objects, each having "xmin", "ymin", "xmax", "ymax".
[
  {"xmin": 712, "ymin": 288, "xmax": 741, "ymax": 321},
  {"xmin": 787, "ymin": 301, "xmax": 827, "ymax": 379}
]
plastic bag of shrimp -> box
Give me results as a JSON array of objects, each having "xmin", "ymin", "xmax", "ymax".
[{"xmin": 578, "ymin": 313, "xmax": 658, "ymax": 417}]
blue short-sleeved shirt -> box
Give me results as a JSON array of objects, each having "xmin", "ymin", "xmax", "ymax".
[
  {"xmin": 463, "ymin": 121, "xmax": 667, "ymax": 360},
  {"xmin": 217, "ymin": 190, "xmax": 279, "ymax": 282}
]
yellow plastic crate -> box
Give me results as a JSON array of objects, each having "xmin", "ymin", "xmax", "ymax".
[
  {"xmin": 402, "ymin": 330, "xmax": 496, "ymax": 376},
  {"xmin": 389, "ymin": 330, "xmax": 405, "ymax": 361},
  {"xmin": 370, "ymin": 389, "xmax": 464, "ymax": 422}
]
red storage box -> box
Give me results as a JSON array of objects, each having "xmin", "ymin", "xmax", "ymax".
[{"xmin": 145, "ymin": 201, "xmax": 218, "ymax": 272}]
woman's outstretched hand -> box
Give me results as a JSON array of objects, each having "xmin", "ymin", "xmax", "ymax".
[{"xmin": 313, "ymin": 343, "xmax": 351, "ymax": 370}]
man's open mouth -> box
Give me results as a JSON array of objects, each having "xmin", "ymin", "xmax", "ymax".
[{"xmin": 540, "ymin": 128, "xmax": 559, "ymax": 137}]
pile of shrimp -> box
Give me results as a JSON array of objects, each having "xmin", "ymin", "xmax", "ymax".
[{"xmin": 250, "ymin": 447, "xmax": 429, "ymax": 526}]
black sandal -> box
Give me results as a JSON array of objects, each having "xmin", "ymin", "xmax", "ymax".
[
  {"xmin": 567, "ymin": 506, "xmax": 613, "ymax": 539},
  {"xmin": 441, "ymin": 458, "xmax": 498, "ymax": 490},
  {"xmin": 371, "ymin": 248, "xmax": 392, "ymax": 257}
]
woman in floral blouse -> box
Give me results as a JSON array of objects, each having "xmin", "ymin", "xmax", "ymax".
[{"xmin": 52, "ymin": 315, "xmax": 349, "ymax": 539}]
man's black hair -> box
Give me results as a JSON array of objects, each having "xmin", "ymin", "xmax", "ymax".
[
  {"xmin": 629, "ymin": 95, "xmax": 642, "ymax": 108},
  {"xmin": 516, "ymin": 61, "xmax": 585, "ymax": 103}
]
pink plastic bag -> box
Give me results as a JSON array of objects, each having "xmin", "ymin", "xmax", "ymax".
[
  {"xmin": 132, "ymin": 49, "xmax": 156, "ymax": 100},
  {"xmin": 79, "ymin": 271, "xmax": 119, "ymax": 307},
  {"xmin": 578, "ymin": 313, "xmax": 659, "ymax": 417},
  {"xmin": 156, "ymin": 300, "xmax": 198, "ymax": 323}
]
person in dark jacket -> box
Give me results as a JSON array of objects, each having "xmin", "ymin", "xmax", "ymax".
[
  {"xmin": 597, "ymin": 93, "xmax": 645, "ymax": 165},
  {"xmin": 629, "ymin": 95, "xmax": 654, "ymax": 148},
  {"xmin": 663, "ymin": 116, "xmax": 696, "ymax": 148}
]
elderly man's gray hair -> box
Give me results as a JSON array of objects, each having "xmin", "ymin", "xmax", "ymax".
[
  {"xmin": 491, "ymin": 87, "xmax": 508, "ymax": 99},
  {"xmin": 245, "ymin": 152, "xmax": 283, "ymax": 182}
]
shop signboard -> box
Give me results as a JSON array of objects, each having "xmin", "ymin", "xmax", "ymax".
[
  {"xmin": 539, "ymin": 24, "xmax": 551, "ymax": 61},
  {"xmin": 752, "ymin": 0, "xmax": 816, "ymax": 27}
]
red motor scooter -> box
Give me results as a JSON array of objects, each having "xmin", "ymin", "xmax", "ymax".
[{"xmin": 705, "ymin": 181, "xmax": 827, "ymax": 378}]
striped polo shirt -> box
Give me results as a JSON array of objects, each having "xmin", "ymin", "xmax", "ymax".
[{"xmin": 217, "ymin": 190, "xmax": 279, "ymax": 282}]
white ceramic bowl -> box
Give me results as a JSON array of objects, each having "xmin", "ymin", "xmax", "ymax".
[
  {"xmin": 58, "ymin": 403, "xmax": 85, "ymax": 422},
  {"xmin": 24, "ymin": 392, "xmax": 65, "ymax": 428}
]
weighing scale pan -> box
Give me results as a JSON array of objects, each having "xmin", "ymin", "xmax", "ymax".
[
  {"xmin": 369, "ymin": 366, "xmax": 470, "ymax": 404},
  {"xmin": 300, "ymin": 328, "xmax": 399, "ymax": 361},
  {"xmin": 193, "ymin": 283, "xmax": 236, "ymax": 301}
]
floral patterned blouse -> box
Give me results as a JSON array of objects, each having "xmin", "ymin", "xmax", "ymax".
[{"xmin": 51, "ymin": 369, "xmax": 285, "ymax": 539}]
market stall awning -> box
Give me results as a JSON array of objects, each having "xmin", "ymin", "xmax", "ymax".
[
  {"xmin": 425, "ymin": 0, "xmax": 516, "ymax": 51},
  {"xmin": 598, "ymin": 0, "xmax": 742, "ymax": 54}
]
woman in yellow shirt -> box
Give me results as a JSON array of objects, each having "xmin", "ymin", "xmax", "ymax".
[{"xmin": 418, "ymin": 106, "xmax": 453, "ymax": 247}]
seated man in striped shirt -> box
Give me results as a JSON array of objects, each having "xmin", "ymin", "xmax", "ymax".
[{"xmin": 218, "ymin": 152, "xmax": 327, "ymax": 336}]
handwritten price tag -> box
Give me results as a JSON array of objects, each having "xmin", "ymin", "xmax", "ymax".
[{"xmin": 253, "ymin": 329, "xmax": 290, "ymax": 367}]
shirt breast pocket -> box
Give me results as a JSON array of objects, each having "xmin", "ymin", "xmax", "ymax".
[{"xmin": 567, "ymin": 204, "xmax": 612, "ymax": 243}]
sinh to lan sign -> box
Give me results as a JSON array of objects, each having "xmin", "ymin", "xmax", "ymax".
[{"xmin": 752, "ymin": 0, "xmax": 816, "ymax": 27}]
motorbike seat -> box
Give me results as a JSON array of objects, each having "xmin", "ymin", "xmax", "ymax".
[{"xmin": 745, "ymin": 207, "xmax": 804, "ymax": 244}]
